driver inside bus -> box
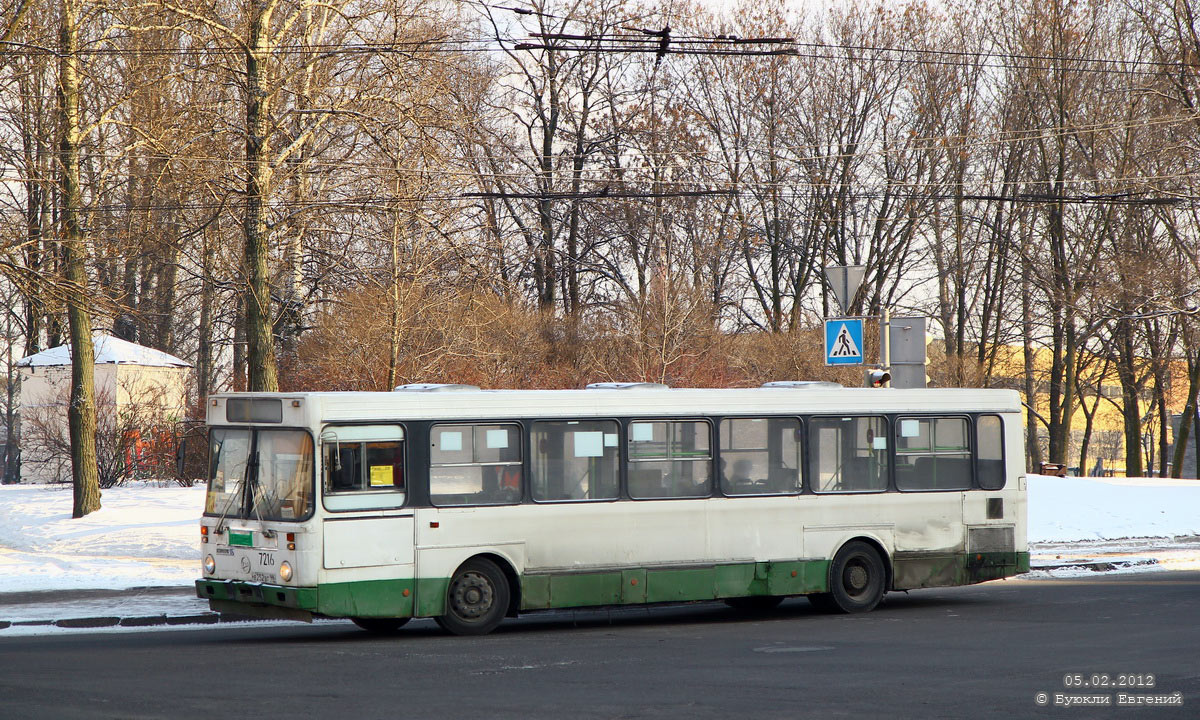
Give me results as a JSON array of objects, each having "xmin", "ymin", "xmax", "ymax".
[{"xmin": 728, "ymin": 458, "xmax": 755, "ymax": 490}]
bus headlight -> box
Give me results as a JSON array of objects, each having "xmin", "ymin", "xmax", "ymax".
[
  {"xmin": 279, "ymin": 561, "xmax": 293, "ymax": 582},
  {"xmin": 203, "ymin": 554, "xmax": 216, "ymax": 574}
]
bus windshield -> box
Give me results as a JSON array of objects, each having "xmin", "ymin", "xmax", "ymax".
[{"xmin": 205, "ymin": 427, "xmax": 314, "ymax": 522}]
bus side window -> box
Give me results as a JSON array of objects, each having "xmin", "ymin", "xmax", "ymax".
[
  {"xmin": 531, "ymin": 420, "xmax": 619, "ymax": 502},
  {"xmin": 430, "ymin": 424, "xmax": 522, "ymax": 506},
  {"xmin": 809, "ymin": 416, "xmax": 888, "ymax": 493},
  {"xmin": 320, "ymin": 425, "xmax": 406, "ymax": 512},
  {"xmin": 365, "ymin": 441, "xmax": 404, "ymax": 490},
  {"xmin": 976, "ymin": 415, "xmax": 1005, "ymax": 490},
  {"xmin": 325, "ymin": 444, "xmax": 362, "ymax": 491},
  {"xmin": 895, "ymin": 417, "xmax": 971, "ymax": 491},
  {"xmin": 718, "ymin": 418, "xmax": 801, "ymax": 495},
  {"xmin": 628, "ymin": 420, "xmax": 712, "ymax": 499}
]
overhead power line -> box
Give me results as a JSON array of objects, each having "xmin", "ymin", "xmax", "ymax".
[
  {"xmin": 463, "ymin": 188, "xmax": 734, "ymax": 199},
  {"xmin": 0, "ymin": 187, "xmax": 1190, "ymax": 220},
  {"xmin": 511, "ymin": 30, "xmax": 1199, "ymax": 77},
  {"xmin": 2, "ymin": 28, "xmax": 1195, "ymax": 79}
]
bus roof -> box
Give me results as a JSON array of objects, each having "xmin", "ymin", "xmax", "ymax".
[{"xmin": 209, "ymin": 386, "xmax": 1022, "ymax": 424}]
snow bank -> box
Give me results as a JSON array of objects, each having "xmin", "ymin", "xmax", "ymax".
[
  {"xmin": 1027, "ymin": 474, "xmax": 1200, "ymax": 543},
  {"xmin": 0, "ymin": 483, "xmax": 204, "ymax": 592}
]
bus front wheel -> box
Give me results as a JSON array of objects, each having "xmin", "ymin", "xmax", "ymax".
[
  {"xmin": 820, "ymin": 541, "xmax": 886, "ymax": 613},
  {"xmin": 435, "ymin": 558, "xmax": 510, "ymax": 636}
]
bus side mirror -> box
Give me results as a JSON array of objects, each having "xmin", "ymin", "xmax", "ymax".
[{"xmin": 176, "ymin": 438, "xmax": 186, "ymax": 479}]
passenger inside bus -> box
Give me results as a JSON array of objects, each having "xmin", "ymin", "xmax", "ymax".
[
  {"xmin": 727, "ymin": 458, "xmax": 755, "ymax": 489},
  {"xmin": 483, "ymin": 465, "xmax": 522, "ymax": 503}
]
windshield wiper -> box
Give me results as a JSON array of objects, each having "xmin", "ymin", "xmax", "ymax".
[
  {"xmin": 214, "ymin": 485, "xmax": 241, "ymax": 535},
  {"xmin": 244, "ymin": 449, "xmax": 265, "ymax": 528},
  {"xmin": 213, "ymin": 447, "xmax": 248, "ymax": 535},
  {"xmin": 216, "ymin": 440, "xmax": 256, "ymax": 535}
]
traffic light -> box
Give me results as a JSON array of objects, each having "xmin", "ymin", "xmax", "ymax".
[{"xmin": 865, "ymin": 368, "xmax": 891, "ymax": 388}]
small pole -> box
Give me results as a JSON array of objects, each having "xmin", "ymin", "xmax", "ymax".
[{"xmin": 880, "ymin": 308, "xmax": 891, "ymax": 387}]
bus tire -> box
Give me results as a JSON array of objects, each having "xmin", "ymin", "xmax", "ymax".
[
  {"xmin": 825, "ymin": 541, "xmax": 886, "ymax": 613},
  {"xmin": 724, "ymin": 595, "xmax": 784, "ymax": 613},
  {"xmin": 435, "ymin": 558, "xmax": 510, "ymax": 636},
  {"xmin": 351, "ymin": 617, "xmax": 410, "ymax": 633}
]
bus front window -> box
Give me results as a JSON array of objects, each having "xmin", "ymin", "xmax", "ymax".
[
  {"xmin": 253, "ymin": 430, "xmax": 314, "ymax": 521},
  {"xmin": 204, "ymin": 428, "xmax": 313, "ymax": 521},
  {"xmin": 206, "ymin": 428, "xmax": 250, "ymax": 514}
]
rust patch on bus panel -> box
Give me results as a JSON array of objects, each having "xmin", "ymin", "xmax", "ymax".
[
  {"xmin": 892, "ymin": 550, "xmax": 1028, "ymax": 589},
  {"xmin": 892, "ymin": 549, "xmax": 965, "ymax": 589}
]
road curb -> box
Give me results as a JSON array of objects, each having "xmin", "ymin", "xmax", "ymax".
[
  {"xmin": 1031, "ymin": 557, "xmax": 1159, "ymax": 572},
  {"xmin": 0, "ymin": 612, "xmax": 267, "ymax": 631}
]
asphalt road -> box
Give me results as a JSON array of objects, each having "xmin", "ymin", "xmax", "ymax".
[{"xmin": 1, "ymin": 572, "xmax": 1197, "ymax": 719}]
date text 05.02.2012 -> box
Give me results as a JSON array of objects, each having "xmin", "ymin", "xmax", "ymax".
[{"xmin": 1063, "ymin": 673, "xmax": 1155, "ymax": 689}]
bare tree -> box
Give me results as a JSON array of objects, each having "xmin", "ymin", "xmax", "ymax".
[{"xmin": 58, "ymin": 0, "xmax": 101, "ymax": 516}]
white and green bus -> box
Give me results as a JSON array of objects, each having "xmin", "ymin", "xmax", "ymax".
[{"xmin": 196, "ymin": 382, "xmax": 1028, "ymax": 635}]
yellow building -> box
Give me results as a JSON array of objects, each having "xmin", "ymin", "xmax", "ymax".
[{"xmin": 939, "ymin": 343, "xmax": 1189, "ymax": 476}]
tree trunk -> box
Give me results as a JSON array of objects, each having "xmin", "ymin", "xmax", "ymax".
[
  {"xmin": 3, "ymin": 305, "xmax": 17, "ymax": 483},
  {"xmin": 244, "ymin": 0, "xmax": 279, "ymax": 392},
  {"xmin": 1114, "ymin": 320, "xmax": 1143, "ymax": 478},
  {"xmin": 1020, "ymin": 214, "xmax": 1041, "ymax": 470},
  {"xmin": 232, "ymin": 294, "xmax": 247, "ymax": 392},
  {"xmin": 59, "ymin": 0, "xmax": 101, "ymax": 517},
  {"xmin": 1171, "ymin": 350, "xmax": 1200, "ymax": 478},
  {"xmin": 387, "ymin": 179, "xmax": 403, "ymax": 391},
  {"xmin": 196, "ymin": 226, "xmax": 215, "ymax": 400}
]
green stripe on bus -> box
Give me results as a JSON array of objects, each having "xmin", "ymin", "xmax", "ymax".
[
  {"xmin": 416, "ymin": 577, "xmax": 450, "ymax": 617},
  {"xmin": 194, "ymin": 580, "xmax": 317, "ymax": 611},
  {"xmin": 200, "ymin": 551, "xmax": 1028, "ymax": 620},
  {"xmin": 316, "ymin": 579, "xmax": 414, "ymax": 618},
  {"xmin": 519, "ymin": 560, "xmax": 830, "ymax": 611}
]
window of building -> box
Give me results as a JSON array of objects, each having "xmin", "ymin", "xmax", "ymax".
[
  {"xmin": 894, "ymin": 416, "xmax": 972, "ymax": 491},
  {"xmin": 531, "ymin": 420, "xmax": 619, "ymax": 502},
  {"xmin": 977, "ymin": 415, "xmax": 1005, "ymax": 490},
  {"xmin": 809, "ymin": 416, "xmax": 889, "ymax": 493},
  {"xmin": 718, "ymin": 418, "xmax": 802, "ymax": 495},
  {"xmin": 628, "ymin": 420, "xmax": 712, "ymax": 498},
  {"xmin": 430, "ymin": 424, "xmax": 522, "ymax": 506}
]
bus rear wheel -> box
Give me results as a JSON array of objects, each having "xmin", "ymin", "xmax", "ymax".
[
  {"xmin": 435, "ymin": 558, "xmax": 510, "ymax": 636},
  {"xmin": 351, "ymin": 617, "xmax": 410, "ymax": 634},
  {"xmin": 823, "ymin": 541, "xmax": 886, "ymax": 613}
]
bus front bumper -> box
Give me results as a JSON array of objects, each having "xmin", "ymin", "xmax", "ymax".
[{"xmin": 196, "ymin": 579, "xmax": 318, "ymax": 622}]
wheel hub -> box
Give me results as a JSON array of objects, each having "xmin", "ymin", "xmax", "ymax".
[
  {"xmin": 845, "ymin": 563, "xmax": 869, "ymax": 595},
  {"xmin": 450, "ymin": 571, "xmax": 494, "ymax": 619}
]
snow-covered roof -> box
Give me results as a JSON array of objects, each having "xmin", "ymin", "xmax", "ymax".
[{"xmin": 16, "ymin": 334, "xmax": 191, "ymax": 369}]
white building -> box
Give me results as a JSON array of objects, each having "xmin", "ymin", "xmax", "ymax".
[{"xmin": 16, "ymin": 334, "xmax": 191, "ymax": 484}]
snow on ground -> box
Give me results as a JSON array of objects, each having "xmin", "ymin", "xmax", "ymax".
[
  {"xmin": 0, "ymin": 475, "xmax": 1198, "ymax": 596},
  {"xmin": 0, "ymin": 483, "xmax": 204, "ymax": 592},
  {"xmin": 1027, "ymin": 474, "xmax": 1200, "ymax": 543}
]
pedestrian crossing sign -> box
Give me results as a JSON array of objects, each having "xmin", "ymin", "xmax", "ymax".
[{"xmin": 825, "ymin": 318, "xmax": 864, "ymax": 366}]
